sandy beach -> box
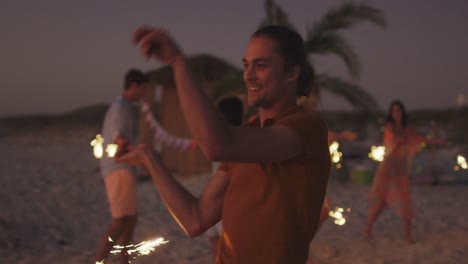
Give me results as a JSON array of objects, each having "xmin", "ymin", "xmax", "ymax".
[{"xmin": 1, "ymin": 122, "xmax": 467, "ymax": 264}]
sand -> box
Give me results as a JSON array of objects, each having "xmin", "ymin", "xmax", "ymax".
[{"xmin": 1, "ymin": 123, "xmax": 467, "ymax": 264}]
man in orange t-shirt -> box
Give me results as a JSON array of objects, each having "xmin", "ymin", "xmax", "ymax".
[
  {"xmin": 218, "ymin": 109, "xmax": 330, "ymax": 263},
  {"xmin": 118, "ymin": 25, "xmax": 331, "ymax": 263}
]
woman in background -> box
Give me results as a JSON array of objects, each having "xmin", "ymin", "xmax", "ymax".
[{"xmin": 364, "ymin": 100, "xmax": 447, "ymax": 243}]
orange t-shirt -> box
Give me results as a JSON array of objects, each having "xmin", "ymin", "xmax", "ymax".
[{"xmin": 217, "ymin": 107, "xmax": 331, "ymax": 264}]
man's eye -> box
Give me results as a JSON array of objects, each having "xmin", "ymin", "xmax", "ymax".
[{"xmin": 256, "ymin": 64, "xmax": 267, "ymax": 69}]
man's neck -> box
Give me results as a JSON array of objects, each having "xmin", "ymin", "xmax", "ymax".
[{"xmin": 258, "ymin": 99, "xmax": 297, "ymax": 126}]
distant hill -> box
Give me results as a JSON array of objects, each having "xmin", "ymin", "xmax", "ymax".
[
  {"xmin": 1, "ymin": 105, "xmax": 466, "ymax": 147},
  {"xmin": 0, "ymin": 103, "xmax": 108, "ymax": 137},
  {"xmin": 323, "ymin": 107, "xmax": 468, "ymax": 148},
  {"xmin": 61, "ymin": 103, "xmax": 109, "ymax": 124}
]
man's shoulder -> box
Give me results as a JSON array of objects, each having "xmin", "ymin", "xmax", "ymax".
[
  {"xmin": 274, "ymin": 109, "xmax": 329, "ymax": 154},
  {"xmin": 112, "ymin": 96, "xmax": 128, "ymax": 107},
  {"xmin": 108, "ymin": 97, "xmax": 132, "ymax": 113},
  {"xmin": 280, "ymin": 109, "xmax": 327, "ymax": 130}
]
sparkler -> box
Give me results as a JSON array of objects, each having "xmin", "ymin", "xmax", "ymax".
[
  {"xmin": 90, "ymin": 134, "xmax": 104, "ymax": 159},
  {"xmin": 110, "ymin": 237, "xmax": 169, "ymax": 256},
  {"xmin": 96, "ymin": 236, "xmax": 169, "ymax": 263},
  {"xmin": 329, "ymin": 141, "xmax": 343, "ymax": 169},
  {"xmin": 456, "ymin": 154, "xmax": 467, "ymax": 170},
  {"xmin": 92, "ymin": 102, "xmax": 194, "ymax": 160},
  {"xmin": 328, "ymin": 206, "xmax": 351, "ymax": 226},
  {"xmin": 105, "ymin": 144, "xmax": 118, "ymax": 158},
  {"xmin": 369, "ymin": 145, "xmax": 385, "ymax": 162},
  {"xmin": 90, "ymin": 134, "xmax": 119, "ymax": 159}
]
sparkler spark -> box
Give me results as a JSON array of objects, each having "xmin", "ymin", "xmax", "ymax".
[
  {"xmin": 328, "ymin": 206, "xmax": 350, "ymax": 226},
  {"xmin": 369, "ymin": 145, "xmax": 385, "ymax": 162},
  {"xmin": 90, "ymin": 134, "xmax": 104, "ymax": 159},
  {"xmin": 329, "ymin": 141, "xmax": 343, "ymax": 168},
  {"xmin": 96, "ymin": 237, "xmax": 169, "ymax": 263},
  {"xmin": 105, "ymin": 144, "xmax": 118, "ymax": 158},
  {"xmin": 457, "ymin": 155, "xmax": 467, "ymax": 169},
  {"xmin": 90, "ymin": 134, "xmax": 119, "ymax": 159},
  {"xmin": 109, "ymin": 237, "xmax": 169, "ymax": 258}
]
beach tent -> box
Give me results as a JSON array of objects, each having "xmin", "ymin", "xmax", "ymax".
[{"xmin": 144, "ymin": 54, "xmax": 244, "ymax": 176}]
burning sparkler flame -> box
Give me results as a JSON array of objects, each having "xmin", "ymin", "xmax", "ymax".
[
  {"xmin": 96, "ymin": 237, "xmax": 169, "ymax": 263},
  {"xmin": 90, "ymin": 134, "xmax": 119, "ymax": 159},
  {"xmin": 329, "ymin": 141, "xmax": 339, "ymax": 154},
  {"xmin": 90, "ymin": 134, "xmax": 104, "ymax": 159},
  {"xmin": 329, "ymin": 141, "xmax": 343, "ymax": 168},
  {"xmin": 105, "ymin": 144, "xmax": 118, "ymax": 158},
  {"xmin": 369, "ymin": 145, "xmax": 385, "ymax": 162},
  {"xmin": 110, "ymin": 237, "xmax": 169, "ymax": 256},
  {"xmin": 328, "ymin": 206, "xmax": 350, "ymax": 226},
  {"xmin": 457, "ymin": 155, "xmax": 467, "ymax": 170}
]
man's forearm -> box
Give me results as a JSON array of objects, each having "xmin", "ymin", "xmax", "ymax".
[
  {"xmin": 170, "ymin": 56, "xmax": 232, "ymax": 157},
  {"xmin": 143, "ymin": 150, "xmax": 202, "ymax": 235}
]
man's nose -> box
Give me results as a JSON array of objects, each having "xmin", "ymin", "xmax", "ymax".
[{"xmin": 244, "ymin": 65, "xmax": 256, "ymax": 81}]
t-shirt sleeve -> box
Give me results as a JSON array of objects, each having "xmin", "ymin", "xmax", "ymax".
[
  {"xmin": 275, "ymin": 112, "xmax": 329, "ymax": 159},
  {"xmin": 217, "ymin": 162, "xmax": 229, "ymax": 172}
]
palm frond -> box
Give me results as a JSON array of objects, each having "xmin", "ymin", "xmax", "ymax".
[
  {"xmin": 259, "ymin": 0, "xmax": 296, "ymax": 30},
  {"xmin": 211, "ymin": 71, "xmax": 244, "ymax": 101},
  {"xmin": 305, "ymin": 2, "xmax": 386, "ymax": 79},
  {"xmin": 316, "ymin": 74, "xmax": 382, "ymax": 114},
  {"xmin": 312, "ymin": 2, "xmax": 386, "ymax": 35},
  {"xmin": 305, "ymin": 32, "xmax": 360, "ymax": 79},
  {"xmin": 253, "ymin": 0, "xmax": 387, "ymax": 114}
]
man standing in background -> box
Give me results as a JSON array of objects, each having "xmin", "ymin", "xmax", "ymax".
[
  {"xmin": 95, "ymin": 69, "xmax": 148, "ymax": 264},
  {"xmin": 95, "ymin": 69, "xmax": 197, "ymax": 263}
]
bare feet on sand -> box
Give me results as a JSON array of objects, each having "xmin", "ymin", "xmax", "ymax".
[
  {"xmin": 405, "ymin": 233, "xmax": 414, "ymax": 244},
  {"xmin": 363, "ymin": 228, "xmax": 372, "ymax": 241}
]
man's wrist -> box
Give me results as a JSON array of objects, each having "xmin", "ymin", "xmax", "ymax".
[
  {"xmin": 170, "ymin": 54, "xmax": 185, "ymax": 66},
  {"xmin": 143, "ymin": 148, "xmax": 162, "ymax": 168}
]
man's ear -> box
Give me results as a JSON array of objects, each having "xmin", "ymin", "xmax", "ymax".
[{"xmin": 287, "ymin": 64, "xmax": 301, "ymax": 83}]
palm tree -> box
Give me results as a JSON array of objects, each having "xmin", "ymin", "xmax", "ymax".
[
  {"xmin": 259, "ymin": 0, "xmax": 298, "ymax": 32},
  {"xmin": 301, "ymin": 1, "xmax": 386, "ymax": 113},
  {"xmin": 302, "ymin": 1, "xmax": 386, "ymax": 79},
  {"xmin": 214, "ymin": 1, "xmax": 385, "ymax": 114}
]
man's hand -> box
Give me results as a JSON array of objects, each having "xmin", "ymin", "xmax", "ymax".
[
  {"xmin": 133, "ymin": 26, "xmax": 182, "ymax": 64},
  {"xmin": 339, "ymin": 130, "xmax": 357, "ymax": 141},
  {"xmin": 432, "ymin": 137, "xmax": 449, "ymax": 146},
  {"xmin": 188, "ymin": 140, "xmax": 198, "ymax": 152},
  {"xmin": 114, "ymin": 134, "xmax": 133, "ymax": 158},
  {"xmin": 115, "ymin": 144, "xmax": 156, "ymax": 166}
]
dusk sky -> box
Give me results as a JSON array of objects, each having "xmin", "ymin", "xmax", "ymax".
[{"xmin": 2, "ymin": 0, "xmax": 468, "ymax": 117}]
